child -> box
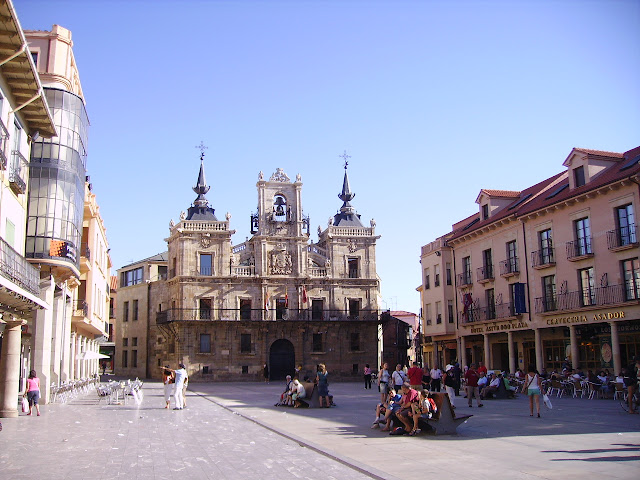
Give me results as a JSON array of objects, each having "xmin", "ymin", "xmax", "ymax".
[
  {"xmin": 409, "ymin": 390, "xmax": 436, "ymax": 435},
  {"xmin": 379, "ymin": 389, "xmax": 403, "ymax": 431}
]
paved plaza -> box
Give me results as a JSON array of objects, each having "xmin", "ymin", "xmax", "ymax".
[{"xmin": 1, "ymin": 380, "xmax": 639, "ymax": 480}]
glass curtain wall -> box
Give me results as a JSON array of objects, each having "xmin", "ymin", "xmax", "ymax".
[{"xmin": 25, "ymin": 88, "xmax": 89, "ymax": 267}]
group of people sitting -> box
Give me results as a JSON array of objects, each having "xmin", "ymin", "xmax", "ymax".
[
  {"xmin": 371, "ymin": 382, "xmax": 438, "ymax": 436},
  {"xmin": 274, "ymin": 363, "xmax": 332, "ymax": 408},
  {"xmin": 477, "ymin": 371, "xmax": 518, "ymax": 399}
]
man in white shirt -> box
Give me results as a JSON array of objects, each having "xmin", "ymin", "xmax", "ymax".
[
  {"xmin": 481, "ymin": 373, "xmax": 501, "ymax": 398},
  {"xmin": 430, "ymin": 366, "xmax": 443, "ymax": 392},
  {"xmin": 171, "ymin": 363, "xmax": 187, "ymax": 410}
]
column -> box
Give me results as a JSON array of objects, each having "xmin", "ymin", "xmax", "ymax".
[
  {"xmin": 60, "ymin": 296, "xmax": 72, "ymax": 382},
  {"xmin": 610, "ymin": 321, "xmax": 621, "ymax": 376},
  {"xmin": 69, "ymin": 332, "xmax": 76, "ymax": 380},
  {"xmin": 75, "ymin": 334, "xmax": 82, "ymax": 380},
  {"xmin": 80, "ymin": 337, "xmax": 87, "ymax": 378},
  {"xmin": 483, "ymin": 333, "xmax": 490, "ymax": 369},
  {"xmin": 33, "ymin": 275, "xmax": 55, "ymax": 404},
  {"xmin": 508, "ymin": 331, "xmax": 516, "ymax": 375},
  {"xmin": 534, "ymin": 328, "xmax": 544, "ymax": 372},
  {"xmin": 0, "ymin": 319, "xmax": 25, "ymax": 417},
  {"xmin": 460, "ymin": 336, "xmax": 467, "ymax": 368},
  {"xmin": 569, "ymin": 325, "xmax": 580, "ymax": 370}
]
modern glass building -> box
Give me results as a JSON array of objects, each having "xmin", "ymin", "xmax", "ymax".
[{"xmin": 25, "ymin": 87, "xmax": 88, "ymax": 272}]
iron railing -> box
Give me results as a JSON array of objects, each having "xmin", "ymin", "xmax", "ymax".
[
  {"xmin": 534, "ymin": 284, "xmax": 632, "ymax": 313},
  {"xmin": 8, "ymin": 150, "xmax": 27, "ymax": 194},
  {"xmin": 566, "ymin": 238, "xmax": 592, "ymax": 259},
  {"xmin": 157, "ymin": 308, "xmax": 380, "ymax": 324},
  {"xmin": 80, "ymin": 242, "xmax": 91, "ymax": 261},
  {"xmin": 457, "ymin": 271, "xmax": 472, "ymax": 287},
  {"xmin": 607, "ymin": 225, "xmax": 638, "ymax": 250},
  {"xmin": 0, "ymin": 118, "xmax": 8, "ymax": 169},
  {"xmin": 459, "ymin": 302, "xmax": 521, "ymax": 323},
  {"xmin": 499, "ymin": 257, "xmax": 519, "ymax": 276},
  {"xmin": 531, "ymin": 247, "xmax": 555, "ymax": 268},
  {"xmin": 476, "ymin": 265, "xmax": 494, "ymax": 282},
  {"xmin": 0, "ymin": 236, "xmax": 40, "ymax": 295},
  {"xmin": 73, "ymin": 300, "xmax": 89, "ymax": 317}
]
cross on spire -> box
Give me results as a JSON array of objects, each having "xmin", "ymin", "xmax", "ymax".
[
  {"xmin": 338, "ymin": 150, "xmax": 351, "ymax": 169},
  {"xmin": 195, "ymin": 141, "xmax": 208, "ymax": 160}
]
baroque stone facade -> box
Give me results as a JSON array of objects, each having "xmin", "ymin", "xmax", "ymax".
[{"xmin": 117, "ymin": 158, "xmax": 381, "ymax": 381}]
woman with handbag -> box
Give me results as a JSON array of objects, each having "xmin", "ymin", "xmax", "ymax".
[
  {"xmin": 24, "ymin": 370, "xmax": 41, "ymax": 416},
  {"xmin": 523, "ymin": 365, "xmax": 542, "ymax": 417}
]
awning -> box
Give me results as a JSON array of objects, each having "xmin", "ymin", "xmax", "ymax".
[{"xmin": 77, "ymin": 351, "xmax": 110, "ymax": 360}]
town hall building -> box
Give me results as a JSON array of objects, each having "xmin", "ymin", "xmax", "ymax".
[{"xmin": 116, "ymin": 153, "xmax": 381, "ymax": 381}]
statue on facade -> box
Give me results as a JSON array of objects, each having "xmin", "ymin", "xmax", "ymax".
[
  {"xmin": 180, "ymin": 211, "xmax": 186, "ymax": 220},
  {"xmin": 259, "ymin": 171, "xmax": 264, "ymax": 180}
]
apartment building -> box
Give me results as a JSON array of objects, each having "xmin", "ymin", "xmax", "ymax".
[
  {"xmin": 0, "ymin": 0, "xmax": 57, "ymax": 417},
  {"xmin": 421, "ymin": 146, "xmax": 640, "ymax": 376}
]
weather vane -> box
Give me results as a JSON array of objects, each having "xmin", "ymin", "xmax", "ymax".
[
  {"xmin": 195, "ymin": 141, "xmax": 208, "ymax": 159},
  {"xmin": 338, "ymin": 150, "xmax": 351, "ymax": 169}
]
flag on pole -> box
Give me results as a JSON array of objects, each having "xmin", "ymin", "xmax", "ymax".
[
  {"xmin": 264, "ymin": 292, "xmax": 270, "ymax": 312},
  {"xmin": 302, "ymin": 286, "xmax": 308, "ymax": 304},
  {"xmin": 285, "ymin": 292, "xmax": 289, "ymax": 308}
]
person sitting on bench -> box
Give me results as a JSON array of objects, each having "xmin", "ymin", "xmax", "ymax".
[
  {"xmin": 372, "ymin": 388, "xmax": 401, "ymax": 430},
  {"xmin": 482, "ymin": 373, "xmax": 500, "ymax": 399},
  {"xmin": 409, "ymin": 390, "xmax": 437, "ymax": 435},
  {"xmin": 292, "ymin": 379, "xmax": 307, "ymax": 407},
  {"xmin": 276, "ymin": 375, "xmax": 293, "ymax": 406},
  {"xmin": 396, "ymin": 383, "xmax": 420, "ymax": 434}
]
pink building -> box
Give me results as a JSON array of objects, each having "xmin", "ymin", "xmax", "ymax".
[{"xmin": 421, "ymin": 146, "xmax": 640, "ymax": 376}]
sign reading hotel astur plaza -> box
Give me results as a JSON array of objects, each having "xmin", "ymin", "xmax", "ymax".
[
  {"xmin": 468, "ymin": 321, "xmax": 529, "ymax": 334},
  {"xmin": 545, "ymin": 310, "xmax": 626, "ymax": 326}
]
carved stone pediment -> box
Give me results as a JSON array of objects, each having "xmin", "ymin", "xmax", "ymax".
[{"xmin": 269, "ymin": 168, "xmax": 290, "ymax": 183}]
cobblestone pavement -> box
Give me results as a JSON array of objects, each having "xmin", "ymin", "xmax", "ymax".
[
  {"xmin": 0, "ymin": 381, "xmax": 376, "ymax": 480},
  {"xmin": 1, "ymin": 380, "xmax": 639, "ymax": 480}
]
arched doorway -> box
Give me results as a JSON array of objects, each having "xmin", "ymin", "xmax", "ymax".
[{"xmin": 269, "ymin": 339, "xmax": 295, "ymax": 381}]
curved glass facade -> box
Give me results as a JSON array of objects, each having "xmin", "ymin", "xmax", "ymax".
[{"xmin": 25, "ymin": 88, "xmax": 89, "ymax": 269}]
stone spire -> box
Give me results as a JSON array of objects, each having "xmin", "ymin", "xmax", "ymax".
[
  {"xmin": 333, "ymin": 151, "xmax": 363, "ymax": 227},
  {"xmin": 186, "ymin": 146, "xmax": 218, "ymax": 221}
]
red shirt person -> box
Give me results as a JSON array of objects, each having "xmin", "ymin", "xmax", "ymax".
[
  {"xmin": 407, "ymin": 362, "xmax": 424, "ymax": 390},
  {"xmin": 464, "ymin": 363, "xmax": 483, "ymax": 407},
  {"xmin": 397, "ymin": 383, "xmax": 419, "ymax": 432},
  {"xmin": 477, "ymin": 362, "xmax": 488, "ymax": 376}
]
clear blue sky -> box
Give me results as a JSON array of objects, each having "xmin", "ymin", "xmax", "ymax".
[{"xmin": 14, "ymin": 0, "xmax": 640, "ymax": 314}]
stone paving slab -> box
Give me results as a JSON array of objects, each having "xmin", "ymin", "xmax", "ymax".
[
  {"xmin": 0, "ymin": 382, "xmax": 377, "ymax": 480},
  {"xmin": 189, "ymin": 381, "xmax": 640, "ymax": 480}
]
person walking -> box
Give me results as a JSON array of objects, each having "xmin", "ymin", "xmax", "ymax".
[
  {"xmin": 443, "ymin": 365, "xmax": 457, "ymax": 408},
  {"xmin": 464, "ymin": 363, "xmax": 483, "ymax": 408},
  {"xmin": 24, "ymin": 370, "xmax": 41, "ymax": 416},
  {"xmin": 263, "ymin": 363, "xmax": 270, "ymax": 383},
  {"xmin": 452, "ymin": 362, "xmax": 462, "ymax": 396},
  {"xmin": 430, "ymin": 365, "xmax": 443, "ymax": 392},
  {"xmin": 363, "ymin": 364, "xmax": 372, "ymax": 389},
  {"xmin": 523, "ymin": 365, "xmax": 542, "ymax": 417},
  {"xmin": 162, "ymin": 366, "xmax": 174, "ymax": 409}
]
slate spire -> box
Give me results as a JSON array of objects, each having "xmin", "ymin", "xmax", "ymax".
[
  {"xmin": 186, "ymin": 146, "xmax": 218, "ymax": 221},
  {"xmin": 333, "ymin": 151, "xmax": 363, "ymax": 227}
]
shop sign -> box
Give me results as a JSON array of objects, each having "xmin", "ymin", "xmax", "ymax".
[
  {"xmin": 600, "ymin": 336, "xmax": 613, "ymax": 368},
  {"xmin": 468, "ymin": 321, "xmax": 528, "ymax": 334},
  {"xmin": 546, "ymin": 310, "xmax": 625, "ymax": 326},
  {"xmin": 576, "ymin": 320, "xmax": 640, "ymax": 336}
]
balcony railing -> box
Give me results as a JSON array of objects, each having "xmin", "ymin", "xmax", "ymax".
[
  {"xmin": 157, "ymin": 308, "xmax": 380, "ymax": 324},
  {"xmin": 476, "ymin": 265, "xmax": 494, "ymax": 283},
  {"xmin": 73, "ymin": 300, "xmax": 89, "ymax": 317},
  {"xmin": 309, "ymin": 267, "xmax": 327, "ymax": 277},
  {"xmin": 534, "ymin": 284, "xmax": 631, "ymax": 313},
  {"xmin": 499, "ymin": 257, "xmax": 519, "ymax": 276},
  {"xmin": 80, "ymin": 242, "xmax": 91, "ymax": 261},
  {"xmin": 8, "ymin": 150, "xmax": 27, "ymax": 194},
  {"xmin": 0, "ymin": 236, "xmax": 40, "ymax": 296},
  {"xmin": 566, "ymin": 238, "xmax": 593, "ymax": 260},
  {"xmin": 457, "ymin": 271, "xmax": 472, "ymax": 287},
  {"xmin": 232, "ymin": 266, "xmax": 255, "ymax": 276},
  {"xmin": 531, "ymin": 247, "xmax": 555, "ymax": 268},
  {"xmin": 459, "ymin": 302, "xmax": 521, "ymax": 323},
  {"xmin": 0, "ymin": 118, "xmax": 9, "ymax": 169},
  {"xmin": 607, "ymin": 225, "xmax": 638, "ymax": 250}
]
